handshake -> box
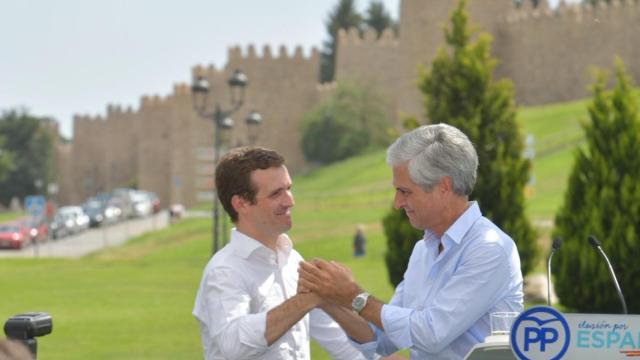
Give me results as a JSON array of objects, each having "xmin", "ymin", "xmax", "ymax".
[{"xmin": 297, "ymin": 259, "xmax": 364, "ymax": 310}]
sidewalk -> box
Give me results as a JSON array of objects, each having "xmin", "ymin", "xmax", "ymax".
[{"xmin": 0, "ymin": 211, "xmax": 169, "ymax": 259}]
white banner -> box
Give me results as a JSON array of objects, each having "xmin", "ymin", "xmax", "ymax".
[{"xmin": 510, "ymin": 306, "xmax": 640, "ymax": 359}]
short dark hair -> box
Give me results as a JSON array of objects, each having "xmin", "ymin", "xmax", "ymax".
[{"xmin": 215, "ymin": 147, "xmax": 285, "ymax": 222}]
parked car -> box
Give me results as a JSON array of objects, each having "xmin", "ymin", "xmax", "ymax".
[
  {"xmin": 49, "ymin": 213, "xmax": 72, "ymax": 239},
  {"xmin": 111, "ymin": 188, "xmax": 136, "ymax": 219},
  {"xmin": 82, "ymin": 198, "xmax": 120, "ymax": 227},
  {"xmin": 130, "ymin": 191, "xmax": 153, "ymax": 218},
  {"xmin": 24, "ymin": 219, "xmax": 49, "ymax": 243},
  {"xmin": 57, "ymin": 206, "xmax": 90, "ymax": 234},
  {"xmin": 0, "ymin": 224, "xmax": 31, "ymax": 249}
]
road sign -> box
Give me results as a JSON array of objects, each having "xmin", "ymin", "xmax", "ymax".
[{"xmin": 25, "ymin": 195, "xmax": 46, "ymax": 218}]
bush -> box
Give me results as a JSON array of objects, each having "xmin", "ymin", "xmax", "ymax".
[
  {"xmin": 553, "ymin": 61, "xmax": 640, "ymax": 313},
  {"xmin": 301, "ymin": 81, "xmax": 391, "ymax": 164}
]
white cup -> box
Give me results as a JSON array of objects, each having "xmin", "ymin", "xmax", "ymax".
[{"xmin": 490, "ymin": 312, "xmax": 519, "ymax": 336}]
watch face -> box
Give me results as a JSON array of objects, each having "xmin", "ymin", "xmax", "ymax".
[{"xmin": 352, "ymin": 292, "xmax": 369, "ymax": 312}]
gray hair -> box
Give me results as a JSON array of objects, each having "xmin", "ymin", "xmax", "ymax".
[{"xmin": 386, "ymin": 123, "xmax": 478, "ymax": 195}]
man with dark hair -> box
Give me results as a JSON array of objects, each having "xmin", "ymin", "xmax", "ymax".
[{"xmin": 193, "ymin": 147, "xmax": 365, "ymax": 360}]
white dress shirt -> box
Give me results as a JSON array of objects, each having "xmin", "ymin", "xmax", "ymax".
[
  {"xmin": 352, "ymin": 202, "xmax": 524, "ymax": 359},
  {"xmin": 193, "ymin": 229, "xmax": 366, "ymax": 360}
]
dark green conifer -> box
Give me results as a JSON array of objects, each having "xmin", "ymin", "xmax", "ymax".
[{"xmin": 553, "ymin": 60, "xmax": 640, "ymax": 313}]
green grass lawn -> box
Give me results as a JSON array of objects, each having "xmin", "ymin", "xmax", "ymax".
[
  {"xmin": 0, "ymin": 211, "xmax": 25, "ymax": 223},
  {"xmin": 517, "ymin": 98, "xmax": 589, "ymax": 221},
  {"xmin": 0, "ymin": 99, "xmax": 591, "ymax": 358}
]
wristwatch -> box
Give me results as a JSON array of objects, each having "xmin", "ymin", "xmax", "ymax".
[{"xmin": 351, "ymin": 292, "xmax": 370, "ymax": 313}]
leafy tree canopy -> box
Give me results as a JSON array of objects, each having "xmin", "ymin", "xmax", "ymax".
[
  {"xmin": 0, "ymin": 109, "xmax": 55, "ymax": 207},
  {"xmin": 0, "ymin": 134, "xmax": 15, "ymax": 183},
  {"xmin": 301, "ymin": 80, "xmax": 391, "ymax": 164},
  {"xmin": 364, "ymin": 1, "xmax": 396, "ymax": 37},
  {"xmin": 320, "ymin": 0, "xmax": 362, "ymax": 83}
]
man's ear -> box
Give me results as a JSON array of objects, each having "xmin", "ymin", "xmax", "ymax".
[
  {"xmin": 231, "ymin": 194, "xmax": 247, "ymax": 215},
  {"xmin": 439, "ymin": 176, "xmax": 454, "ymax": 195}
]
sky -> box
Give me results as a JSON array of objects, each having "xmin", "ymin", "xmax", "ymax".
[{"xmin": 1, "ymin": 0, "xmax": 572, "ymax": 139}]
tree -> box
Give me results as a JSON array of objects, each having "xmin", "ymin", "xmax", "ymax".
[
  {"xmin": 0, "ymin": 134, "xmax": 15, "ymax": 183},
  {"xmin": 364, "ymin": 1, "xmax": 396, "ymax": 38},
  {"xmin": 320, "ymin": 0, "xmax": 362, "ymax": 83},
  {"xmin": 301, "ymin": 80, "xmax": 391, "ymax": 164},
  {"xmin": 382, "ymin": 0, "xmax": 538, "ymax": 283},
  {"xmin": 421, "ymin": 0, "xmax": 537, "ymax": 275},
  {"xmin": 553, "ymin": 61, "xmax": 640, "ymax": 313},
  {"xmin": 0, "ymin": 109, "xmax": 55, "ymax": 207},
  {"xmin": 383, "ymin": 207, "xmax": 423, "ymax": 286}
]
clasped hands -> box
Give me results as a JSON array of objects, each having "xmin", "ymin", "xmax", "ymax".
[{"xmin": 297, "ymin": 259, "xmax": 362, "ymax": 309}]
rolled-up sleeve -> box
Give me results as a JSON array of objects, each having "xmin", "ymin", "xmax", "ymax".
[
  {"xmin": 196, "ymin": 267, "xmax": 269, "ymax": 359},
  {"xmin": 347, "ymin": 280, "xmax": 407, "ymax": 358},
  {"xmin": 381, "ymin": 242, "xmax": 510, "ymax": 353}
]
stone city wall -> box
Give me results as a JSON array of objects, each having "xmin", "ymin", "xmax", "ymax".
[{"xmin": 60, "ymin": 0, "xmax": 640, "ymax": 207}]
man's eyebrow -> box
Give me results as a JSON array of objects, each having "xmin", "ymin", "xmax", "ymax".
[{"xmin": 269, "ymin": 186, "xmax": 287, "ymax": 196}]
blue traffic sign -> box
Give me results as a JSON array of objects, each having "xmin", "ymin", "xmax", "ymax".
[{"xmin": 25, "ymin": 195, "xmax": 46, "ymax": 218}]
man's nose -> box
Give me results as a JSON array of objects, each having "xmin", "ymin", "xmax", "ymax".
[
  {"xmin": 393, "ymin": 192, "xmax": 404, "ymax": 210},
  {"xmin": 285, "ymin": 190, "xmax": 295, "ymax": 207}
]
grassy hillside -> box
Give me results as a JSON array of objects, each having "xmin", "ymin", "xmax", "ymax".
[
  {"xmin": 517, "ymin": 98, "xmax": 589, "ymax": 220},
  {"xmin": 0, "ymin": 211, "xmax": 24, "ymax": 223},
  {"xmin": 0, "ymin": 99, "xmax": 590, "ymax": 359}
]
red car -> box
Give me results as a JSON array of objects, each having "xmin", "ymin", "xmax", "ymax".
[
  {"xmin": 0, "ymin": 224, "xmax": 32, "ymax": 249},
  {"xmin": 24, "ymin": 220, "xmax": 49, "ymax": 242}
]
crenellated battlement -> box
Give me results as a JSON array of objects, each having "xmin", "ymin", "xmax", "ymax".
[
  {"xmin": 105, "ymin": 104, "xmax": 135, "ymax": 116},
  {"xmin": 73, "ymin": 114, "xmax": 104, "ymax": 123},
  {"xmin": 139, "ymin": 94, "xmax": 171, "ymax": 109},
  {"xmin": 337, "ymin": 27, "xmax": 399, "ymax": 47},
  {"xmin": 506, "ymin": 0, "xmax": 638, "ymax": 24},
  {"xmin": 191, "ymin": 63, "xmax": 221, "ymax": 80},
  {"xmin": 172, "ymin": 83, "xmax": 191, "ymax": 96},
  {"xmin": 227, "ymin": 43, "xmax": 320, "ymax": 63}
]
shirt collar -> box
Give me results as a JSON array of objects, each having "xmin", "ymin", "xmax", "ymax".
[
  {"xmin": 229, "ymin": 228, "xmax": 260, "ymax": 258},
  {"xmin": 443, "ymin": 201, "xmax": 482, "ymax": 245},
  {"xmin": 230, "ymin": 228, "xmax": 293, "ymax": 261}
]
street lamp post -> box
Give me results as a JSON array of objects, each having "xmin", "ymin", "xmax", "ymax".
[{"xmin": 191, "ymin": 69, "xmax": 263, "ymax": 255}]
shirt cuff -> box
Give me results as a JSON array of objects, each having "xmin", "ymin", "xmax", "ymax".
[
  {"xmin": 381, "ymin": 304, "xmax": 414, "ymax": 349},
  {"xmin": 238, "ymin": 312, "xmax": 268, "ymax": 349}
]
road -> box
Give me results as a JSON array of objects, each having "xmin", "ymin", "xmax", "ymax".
[{"xmin": 0, "ymin": 211, "xmax": 169, "ymax": 259}]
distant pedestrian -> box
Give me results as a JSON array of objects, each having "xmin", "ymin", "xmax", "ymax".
[{"xmin": 353, "ymin": 224, "xmax": 366, "ymax": 257}]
